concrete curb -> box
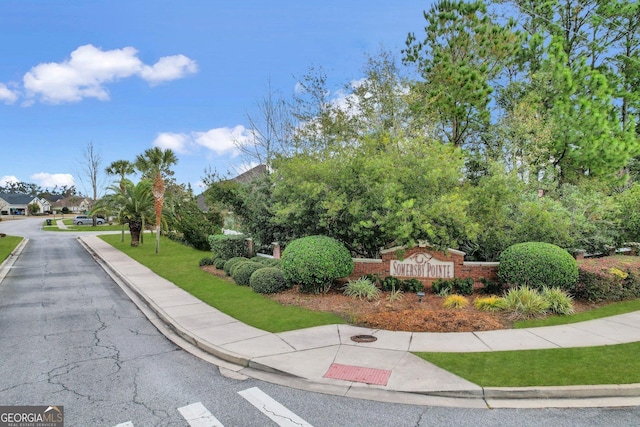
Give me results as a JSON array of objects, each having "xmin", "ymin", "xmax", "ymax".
[
  {"xmin": 0, "ymin": 237, "xmax": 28, "ymax": 284},
  {"xmin": 76, "ymin": 236, "xmax": 640, "ymax": 408},
  {"xmin": 77, "ymin": 237, "xmax": 252, "ymax": 369},
  {"xmin": 483, "ymin": 384, "xmax": 640, "ymax": 400}
]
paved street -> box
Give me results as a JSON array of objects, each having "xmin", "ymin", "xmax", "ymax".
[{"xmin": 1, "ymin": 217, "xmax": 640, "ymax": 426}]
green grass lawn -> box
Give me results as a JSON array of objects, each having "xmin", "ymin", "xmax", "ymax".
[
  {"xmin": 98, "ymin": 233, "xmax": 640, "ymax": 386},
  {"xmin": 42, "ymin": 218, "xmax": 128, "ymax": 232},
  {"xmin": 0, "ymin": 235, "xmax": 23, "ymax": 263},
  {"xmin": 416, "ymin": 342, "xmax": 640, "ymax": 387},
  {"xmin": 418, "ymin": 297, "xmax": 640, "ymax": 387},
  {"xmin": 514, "ymin": 298, "xmax": 640, "ymax": 328},
  {"xmin": 98, "ymin": 234, "xmax": 345, "ymax": 332}
]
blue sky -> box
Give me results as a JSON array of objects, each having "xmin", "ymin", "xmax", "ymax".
[{"xmin": 0, "ymin": 1, "xmax": 432, "ymax": 195}]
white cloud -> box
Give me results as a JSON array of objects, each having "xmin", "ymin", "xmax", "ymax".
[
  {"xmin": 30, "ymin": 172, "xmax": 75, "ymax": 188},
  {"xmin": 153, "ymin": 132, "xmax": 191, "ymax": 154},
  {"xmin": 21, "ymin": 44, "xmax": 197, "ymax": 104},
  {"xmin": 152, "ymin": 125, "xmax": 250, "ymax": 158},
  {"xmin": 140, "ymin": 54, "xmax": 198, "ymax": 85},
  {"xmin": 0, "ymin": 175, "xmax": 19, "ymax": 186},
  {"xmin": 0, "ymin": 84, "xmax": 18, "ymax": 104},
  {"xmin": 192, "ymin": 125, "xmax": 248, "ymax": 156}
]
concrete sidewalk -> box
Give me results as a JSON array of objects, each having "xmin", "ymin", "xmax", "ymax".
[{"xmin": 78, "ymin": 235, "xmax": 640, "ymax": 408}]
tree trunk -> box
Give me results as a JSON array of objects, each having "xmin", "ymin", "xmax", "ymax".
[{"xmin": 129, "ymin": 220, "xmax": 142, "ymax": 247}]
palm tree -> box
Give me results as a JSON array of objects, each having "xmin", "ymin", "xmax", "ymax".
[
  {"xmin": 105, "ymin": 160, "xmax": 135, "ymax": 192},
  {"xmin": 106, "ymin": 180, "xmax": 154, "ymax": 247},
  {"xmin": 105, "ymin": 160, "xmax": 135, "ymax": 242},
  {"xmin": 134, "ymin": 148, "xmax": 178, "ymax": 253}
]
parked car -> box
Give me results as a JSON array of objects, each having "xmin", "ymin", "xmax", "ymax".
[{"xmin": 73, "ymin": 215, "xmax": 104, "ymax": 225}]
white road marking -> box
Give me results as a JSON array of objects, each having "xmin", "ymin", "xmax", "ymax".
[
  {"xmin": 114, "ymin": 423, "xmax": 134, "ymax": 427},
  {"xmin": 178, "ymin": 402, "xmax": 225, "ymax": 427},
  {"xmin": 238, "ymin": 387, "xmax": 313, "ymax": 427}
]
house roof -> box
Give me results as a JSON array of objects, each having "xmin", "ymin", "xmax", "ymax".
[
  {"xmin": 49, "ymin": 196, "xmax": 89, "ymax": 207},
  {"xmin": 230, "ymin": 164, "xmax": 267, "ymax": 184},
  {"xmin": 0, "ymin": 193, "xmax": 37, "ymax": 205}
]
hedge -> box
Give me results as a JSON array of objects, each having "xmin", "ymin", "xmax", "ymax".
[
  {"xmin": 281, "ymin": 235, "xmax": 354, "ymax": 293},
  {"xmin": 208, "ymin": 234, "xmax": 247, "ymax": 260},
  {"xmin": 498, "ymin": 242, "xmax": 578, "ymax": 291}
]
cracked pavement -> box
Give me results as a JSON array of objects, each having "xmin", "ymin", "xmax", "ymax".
[
  {"xmin": 2, "ymin": 219, "xmax": 640, "ymax": 427},
  {"xmin": 0, "ymin": 225, "xmax": 258, "ymax": 426}
]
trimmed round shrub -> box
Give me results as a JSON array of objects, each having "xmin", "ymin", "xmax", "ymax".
[
  {"xmin": 281, "ymin": 235, "xmax": 354, "ymax": 293},
  {"xmin": 250, "ymin": 256, "xmax": 281, "ymax": 267},
  {"xmin": 231, "ymin": 261, "xmax": 265, "ymax": 286},
  {"xmin": 260, "ymin": 258, "xmax": 282, "ymax": 268},
  {"xmin": 198, "ymin": 257, "xmax": 215, "ymax": 266},
  {"xmin": 223, "ymin": 257, "xmax": 248, "ymax": 276},
  {"xmin": 214, "ymin": 257, "xmax": 227, "ymax": 269},
  {"xmin": 250, "ymin": 267, "xmax": 288, "ymax": 294},
  {"xmin": 498, "ymin": 242, "xmax": 578, "ymax": 291}
]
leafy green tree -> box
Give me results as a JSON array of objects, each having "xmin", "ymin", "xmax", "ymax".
[
  {"xmin": 498, "ymin": 0, "xmax": 640, "ymax": 183},
  {"xmin": 205, "ymin": 173, "xmax": 291, "ymax": 252},
  {"xmin": 135, "ymin": 148, "xmax": 178, "ymax": 253},
  {"xmin": 28, "ymin": 203, "xmax": 40, "ymax": 215},
  {"xmin": 105, "ymin": 159, "xmax": 135, "ymax": 242},
  {"xmin": 167, "ymin": 196, "xmax": 223, "ymax": 251},
  {"xmin": 403, "ymin": 0, "xmax": 518, "ymax": 147},
  {"xmin": 101, "ymin": 180, "xmax": 154, "ymax": 247},
  {"xmin": 556, "ymin": 182, "xmax": 621, "ymax": 253},
  {"xmin": 602, "ymin": 0, "xmax": 640, "ymax": 129},
  {"xmin": 290, "ymin": 65, "xmax": 361, "ymax": 155},
  {"xmin": 463, "ymin": 164, "xmax": 526, "ymax": 260},
  {"xmin": 541, "ymin": 41, "xmax": 638, "ymax": 184},
  {"xmin": 105, "ymin": 160, "xmax": 135, "ymax": 192},
  {"xmin": 342, "ymin": 50, "xmax": 413, "ymax": 142},
  {"xmin": 615, "ymin": 184, "xmax": 640, "ymax": 242},
  {"xmin": 271, "ymin": 136, "xmax": 476, "ymax": 257}
]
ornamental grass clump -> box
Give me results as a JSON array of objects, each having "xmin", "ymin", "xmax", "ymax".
[
  {"xmin": 541, "ymin": 286, "xmax": 575, "ymax": 315},
  {"xmin": 473, "ymin": 295, "xmax": 506, "ymax": 312},
  {"xmin": 388, "ymin": 287, "xmax": 404, "ymax": 302},
  {"xmin": 502, "ymin": 286, "xmax": 550, "ymax": 319},
  {"xmin": 443, "ymin": 294, "xmax": 469, "ymax": 309},
  {"xmin": 342, "ymin": 277, "xmax": 381, "ymax": 301}
]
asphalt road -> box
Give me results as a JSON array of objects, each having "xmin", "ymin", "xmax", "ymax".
[{"xmin": 1, "ymin": 217, "xmax": 639, "ymax": 426}]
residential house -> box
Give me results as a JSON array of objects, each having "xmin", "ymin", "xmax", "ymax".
[
  {"xmin": 0, "ymin": 193, "xmax": 51, "ymax": 216},
  {"xmin": 48, "ymin": 195, "xmax": 92, "ymax": 215}
]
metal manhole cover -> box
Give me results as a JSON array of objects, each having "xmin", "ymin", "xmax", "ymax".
[{"xmin": 350, "ymin": 334, "xmax": 377, "ymax": 343}]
